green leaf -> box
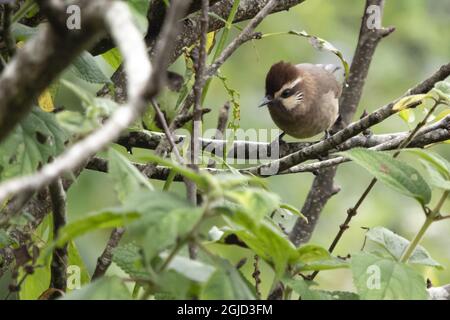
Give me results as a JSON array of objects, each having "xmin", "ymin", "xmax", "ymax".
[
  {"xmin": 0, "ymin": 230, "xmax": 13, "ymax": 249},
  {"xmin": 421, "ymin": 161, "xmax": 450, "ymax": 190},
  {"xmin": 108, "ymin": 148, "xmax": 153, "ymax": 203},
  {"xmin": 102, "ymin": 48, "xmax": 122, "ymax": 70},
  {"xmin": 140, "ymin": 152, "xmax": 209, "ymax": 188},
  {"xmin": 341, "ymin": 148, "xmax": 431, "ymax": 204},
  {"xmin": 407, "ymin": 149, "xmax": 450, "ymax": 179},
  {"xmin": 67, "ymin": 241, "xmax": 91, "ymax": 287},
  {"xmin": 55, "ymin": 210, "xmax": 140, "ymax": 247},
  {"xmin": 56, "ymin": 111, "xmax": 96, "ymax": 134},
  {"xmin": 296, "ymin": 244, "xmax": 349, "ymax": 271},
  {"xmin": 70, "ymin": 52, "xmax": 111, "ymax": 84},
  {"xmin": 224, "ymin": 187, "xmax": 280, "ymax": 226},
  {"xmin": 392, "ymin": 94, "xmax": 426, "ymax": 111},
  {"xmin": 141, "ymin": 207, "xmax": 203, "ymax": 260},
  {"xmin": 0, "ymin": 108, "xmax": 69, "ymax": 180},
  {"xmin": 127, "ymin": 0, "xmax": 151, "ymax": 34},
  {"xmin": 120, "ymin": 191, "xmax": 203, "ymax": 260},
  {"xmin": 62, "ymin": 276, "xmax": 131, "ymax": 300},
  {"xmin": 351, "ymin": 252, "xmax": 428, "ymax": 300},
  {"xmin": 398, "ymin": 108, "xmax": 415, "ymax": 124},
  {"xmin": 160, "ymin": 254, "xmax": 215, "ymax": 283},
  {"xmin": 282, "ymin": 278, "xmax": 331, "ymax": 300},
  {"xmin": 19, "ymin": 215, "xmax": 53, "ymax": 300},
  {"xmin": 200, "ymin": 259, "xmax": 255, "ymax": 300},
  {"xmin": 112, "ymin": 243, "xmax": 150, "ymax": 280},
  {"xmin": 280, "ymin": 203, "xmax": 307, "ymax": 221},
  {"xmin": 365, "ymin": 227, "xmax": 442, "ymax": 268},
  {"xmin": 155, "ymin": 270, "xmax": 199, "ymax": 300},
  {"xmin": 227, "ymin": 221, "xmax": 298, "ymax": 276}
]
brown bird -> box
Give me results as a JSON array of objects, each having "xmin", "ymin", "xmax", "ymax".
[{"xmin": 259, "ymin": 61, "xmax": 341, "ymax": 139}]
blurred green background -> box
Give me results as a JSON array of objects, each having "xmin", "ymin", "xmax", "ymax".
[{"xmin": 64, "ymin": 0, "xmax": 450, "ymax": 296}]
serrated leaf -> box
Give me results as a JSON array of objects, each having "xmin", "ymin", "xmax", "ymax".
[
  {"xmin": 351, "ymin": 252, "xmax": 427, "ymax": 300},
  {"xmin": 71, "ymin": 52, "xmax": 111, "ymax": 84},
  {"xmin": 341, "ymin": 148, "xmax": 431, "ymax": 204},
  {"xmin": 108, "ymin": 148, "xmax": 153, "ymax": 203},
  {"xmin": 0, "ymin": 108, "xmax": 69, "ymax": 180},
  {"xmin": 365, "ymin": 227, "xmax": 442, "ymax": 268},
  {"xmin": 113, "ymin": 243, "xmax": 149, "ymax": 280}
]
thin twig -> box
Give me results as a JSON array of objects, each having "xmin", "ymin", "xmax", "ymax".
[
  {"xmin": 151, "ymin": 99, "xmax": 184, "ymax": 164},
  {"xmin": 92, "ymin": 227, "xmax": 125, "ymax": 280},
  {"xmin": 49, "ymin": 178, "xmax": 67, "ymax": 296},
  {"xmin": 208, "ymin": 102, "xmax": 230, "ymax": 168}
]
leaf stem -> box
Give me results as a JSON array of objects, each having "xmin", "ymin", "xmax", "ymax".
[
  {"xmin": 400, "ymin": 190, "xmax": 449, "ymax": 263},
  {"xmin": 399, "ymin": 215, "xmax": 433, "ymax": 263}
]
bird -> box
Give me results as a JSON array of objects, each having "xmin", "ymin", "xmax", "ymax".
[{"xmin": 259, "ymin": 61, "xmax": 342, "ymax": 139}]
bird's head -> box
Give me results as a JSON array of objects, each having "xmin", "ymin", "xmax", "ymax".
[{"xmin": 259, "ymin": 61, "xmax": 304, "ymax": 110}]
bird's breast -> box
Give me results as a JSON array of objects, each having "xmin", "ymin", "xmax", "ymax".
[{"xmin": 268, "ymin": 90, "xmax": 339, "ymax": 139}]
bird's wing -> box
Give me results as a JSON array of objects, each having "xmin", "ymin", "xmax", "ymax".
[
  {"xmin": 316, "ymin": 64, "xmax": 341, "ymax": 74},
  {"xmin": 296, "ymin": 63, "xmax": 342, "ymax": 98}
]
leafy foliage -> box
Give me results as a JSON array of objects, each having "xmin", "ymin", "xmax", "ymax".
[
  {"xmin": 365, "ymin": 227, "xmax": 442, "ymax": 268},
  {"xmin": 351, "ymin": 252, "xmax": 428, "ymax": 300},
  {"xmin": 0, "ymin": 108, "xmax": 69, "ymax": 180},
  {"xmin": 341, "ymin": 148, "xmax": 432, "ymax": 204}
]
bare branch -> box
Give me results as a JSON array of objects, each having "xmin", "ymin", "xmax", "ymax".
[{"xmin": 92, "ymin": 228, "xmax": 125, "ymax": 280}]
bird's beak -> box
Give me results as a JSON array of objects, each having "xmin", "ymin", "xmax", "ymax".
[{"xmin": 258, "ymin": 96, "xmax": 272, "ymax": 108}]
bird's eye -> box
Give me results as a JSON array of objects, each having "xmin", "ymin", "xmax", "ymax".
[{"xmin": 281, "ymin": 89, "xmax": 292, "ymax": 98}]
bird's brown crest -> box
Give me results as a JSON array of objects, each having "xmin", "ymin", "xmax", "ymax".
[{"xmin": 265, "ymin": 61, "xmax": 299, "ymax": 97}]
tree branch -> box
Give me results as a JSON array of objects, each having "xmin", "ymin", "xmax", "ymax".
[
  {"xmin": 0, "ymin": 0, "xmax": 153, "ymax": 205},
  {"xmin": 0, "ymin": 0, "xmax": 109, "ymax": 143},
  {"xmin": 91, "ymin": 227, "xmax": 125, "ymax": 280}
]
